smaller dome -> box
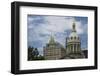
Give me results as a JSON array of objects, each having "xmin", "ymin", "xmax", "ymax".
[{"xmin": 68, "ymin": 19, "xmax": 79, "ymax": 39}]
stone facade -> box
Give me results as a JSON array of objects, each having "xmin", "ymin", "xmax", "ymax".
[
  {"xmin": 66, "ymin": 22, "xmax": 85, "ymax": 58},
  {"xmin": 44, "ymin": 35, "xmax": 66, "ymax": 60}
]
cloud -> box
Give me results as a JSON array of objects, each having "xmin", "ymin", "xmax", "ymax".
[
  {"xmin": 28, "ymin": 15, "xmax": 88, "ymax": 55},
  {"xmin": 28, "ymin": 16, "xmax": 85, "ymax": 34}
]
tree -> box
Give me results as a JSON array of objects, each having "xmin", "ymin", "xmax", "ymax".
[
  {"xmin": 28, "ymin": 46, "xmax": 34, "ymax": 60},
  {"xmin": 32, "ymin": 48, "xmax": 39, "ymax": 57},
  {"xmin": 28, "ymin": 47, "xmax": 45, "ymax": 60},
  {"xmin": 38, "ymin": 55, "xmax": 45, "ymax": 60}
]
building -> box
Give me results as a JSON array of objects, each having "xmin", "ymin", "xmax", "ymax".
[
  {"xmin": 66, "ymin": 21, "xmax": 85, "ymax": 59},
  {"xmin": 43, "ymin": 19, "xmax": 85, "ymax": 60},
  {"xmin": 43, "ymin": 35, "xmax": 66, "ymax": 60}
]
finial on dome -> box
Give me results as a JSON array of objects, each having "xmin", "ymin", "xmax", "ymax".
[{"xmin": 72, "ymin": 17, "xmax": 76, "ymax": 32}]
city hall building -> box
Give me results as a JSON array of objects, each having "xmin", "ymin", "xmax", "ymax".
[
  {"xmin": 43, "ymin": 35, "xmax": 66, "ymax": 60},
  {"xmin": 43, "ymin": 21, "xmax": 85, "ymax": 60}
]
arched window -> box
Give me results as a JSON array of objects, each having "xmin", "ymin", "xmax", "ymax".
[
  {"xmin": 71, "ymin": 37, "xmax": 73, "ymax": 40},
  {"xmin": 74, "ymin": 37, "xmax": 76, "ymax": 39}
]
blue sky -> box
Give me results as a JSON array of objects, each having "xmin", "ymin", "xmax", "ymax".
[{"xmin": 28, "ymin": 15, "xmax": 88, "ymax": 55}]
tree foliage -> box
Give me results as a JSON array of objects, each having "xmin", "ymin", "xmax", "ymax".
[{"xmin": 28, "ymin": 46, "xmax": 45, "ymax": 61}]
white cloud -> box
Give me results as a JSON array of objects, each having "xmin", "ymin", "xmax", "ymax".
[
  {"xmin": 28, "ymin": 16, "xmax": 85, "ymax": 35},
  {"xmin": 46, "ymin": 16, "xmax": 85, "ymax": 34},
  {"xmin": 43, "ymin": 16, "xmax": 72, "ymax": 33}
]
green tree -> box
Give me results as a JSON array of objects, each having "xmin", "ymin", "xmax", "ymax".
[
  {"xmin": 32, "ymin": 48, "xmax": 39, "ymax": 57},
  {"xmin": 28, "ymin": 46, "xmax": 34, "ymax": 60},
  {"xmin": 28, "ymin": 47, "xmax": 45, "ymax": 60}
]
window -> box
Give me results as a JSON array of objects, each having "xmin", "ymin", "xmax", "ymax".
[
  {"xmin": 74, "ymin": 37, "xmax": 76, "ymax": 39},
  {"xmin": 71, "ymin": 37, "xmax": 73, "ymax": 40}
]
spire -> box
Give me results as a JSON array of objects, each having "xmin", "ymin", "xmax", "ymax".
[
  {"xmin": 49, "ymin": 33, "xmax": 55, "ymax": 44},
  {"xmin": 72, "ymin": 18, "xmax": 76, "ymax": 32}
]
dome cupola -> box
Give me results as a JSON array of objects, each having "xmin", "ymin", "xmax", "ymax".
[{"xmin": 68, "ymin": 19, "xmax": 80, "ymax": 41}]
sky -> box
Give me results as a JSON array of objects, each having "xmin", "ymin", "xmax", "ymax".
[{"xmin": 27, "ymin": 15, "xmax": 88, "ymax": 55}]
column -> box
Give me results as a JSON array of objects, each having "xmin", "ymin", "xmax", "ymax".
[
  {"xmin": 78, "ymin": 44, "xmax": 80, "ymax": 52},
  {"xmin": 69, "ymin": 44, "xmax": 71, "ymax": 53},
  {"xmin": 77, "ymin": 44, "xmax": 79, "ymax": 52},
  {"xmin": 67, "ymin": 44, "xmax": 68, "ymax": 54},
  {"xmin": 71, "ymin": 44, "xmax": 72, "ymax": 53},
  {"xmin": 74, "ymin": 44, "xmax": 76, "ymax": 53},
  {"xmin": 74, "ymin": 44, "xmax": 75, "ymax": 53},
  {"xmin": 73, "ymin": 44, "xmax": 74, "ymax": 53},
  {"xmin": 75, "ymin": 44, "xmax": 77, "ymax": 53},
  {"xmin": 70, "ymin": 44, "xmax": 72, "ymax": 53},
  {"xmin": 68, "ymin": 45, "xmax": 69, "ymax": 53},
  {"xmin": 68, "ymin": 45, "xmax": 69, "ymax": 52}
]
